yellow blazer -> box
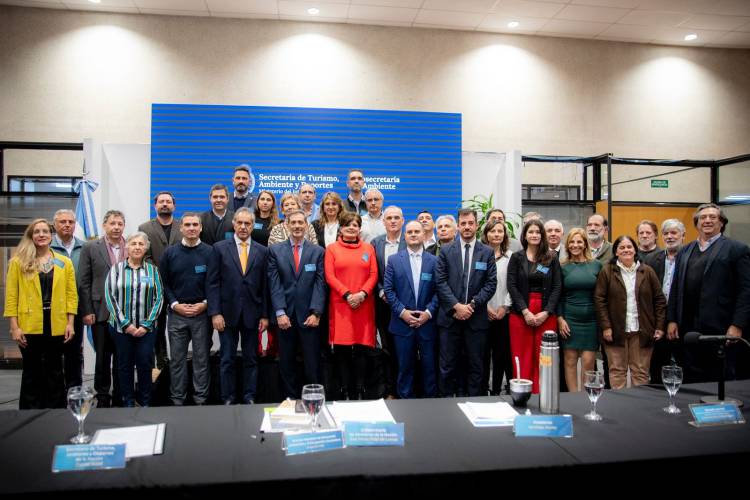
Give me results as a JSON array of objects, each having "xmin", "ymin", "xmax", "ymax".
[{"xmin": 4, "ymin": 251, "xmax": 78, "ymax": 335}]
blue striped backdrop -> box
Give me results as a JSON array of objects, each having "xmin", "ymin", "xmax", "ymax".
[{"xmin": 151, "ymin": 104, "xmax": 462, "ymax": 222}]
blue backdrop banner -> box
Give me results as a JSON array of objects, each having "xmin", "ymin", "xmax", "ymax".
[{"xmin": 151, "ymin": 104, "xmax": 462, "ymax": 222}]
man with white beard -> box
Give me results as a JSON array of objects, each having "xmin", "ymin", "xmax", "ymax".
[{"xmin": 644, "ymin": 219, "xmax": 685, "ymax": 383}]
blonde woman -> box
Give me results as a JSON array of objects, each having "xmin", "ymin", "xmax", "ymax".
[
  {"xmin": 312, "ymin": 191, "xmax": 345, "ymax": 248},
  {"xmin": 267, "ymin": 192, "xmax": 318, "ymax": 246},
  {"xmin": 4, "ymin": 219, "xmax": 77, "ymax": 408},
  {"xmin": 557, "ymin": 228, "xmax": 602, "ymax": 391}
]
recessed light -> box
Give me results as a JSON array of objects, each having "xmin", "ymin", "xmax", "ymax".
[
  {"xmin": 684, "ymin": 33, "xmax": 698, "ymax": 41},
  {"xmin": 88, "ymin": 0, "xmax": 101, "ymax": 4},
  {"xmin": 508, "ymin": 21, "xmax": 520, "ymax": 28},
  {"xmin": 307, "ymin": 7, "xmax": 320, "ymax": 15}
]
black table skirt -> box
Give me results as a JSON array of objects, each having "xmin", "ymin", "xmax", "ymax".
[{"xmin": 1, "ymin": 381, "xmax": 748, "ymax": 497}]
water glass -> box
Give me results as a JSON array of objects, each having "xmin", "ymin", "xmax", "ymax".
[
  {"xmin": 583, "ymin": 371, "xmax": 604, "ymax": 421},
  {"xmin": 67, "ymin": 386, "xmax": 95, "ymax": 444},
  {"xmin": 662, "ymin": 365, "xmax": 683, "ymax": 414},
  {"xmin": 301, "ymin": 384, "xmax": 325, "ymax": 432}
]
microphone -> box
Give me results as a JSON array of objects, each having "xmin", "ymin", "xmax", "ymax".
[{"xmin": 684, "ymin": 331, "xmax": 731, "ymax": 344}]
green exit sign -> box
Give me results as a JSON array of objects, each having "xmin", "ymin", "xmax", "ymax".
[{"xmin": 651, "ymin": 179, "xmax": 669, "ymax": 188}]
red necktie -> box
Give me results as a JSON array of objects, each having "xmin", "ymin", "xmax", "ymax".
[{"xmin": 293, "ymin": 243, "xmax": 300, "ymax": 273}]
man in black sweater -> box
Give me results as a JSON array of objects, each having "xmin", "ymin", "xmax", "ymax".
[{"xmin": 160, "ymin": 213, "xmax": 215, "ymax": 405}]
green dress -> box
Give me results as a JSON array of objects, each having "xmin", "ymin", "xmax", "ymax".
[{"xmin": 560, "ymin": 260, "xmax": 602, "ymax": 351}]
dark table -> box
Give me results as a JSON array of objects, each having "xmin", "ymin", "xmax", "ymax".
[{"xmin": 1, "ymin": 381, "xmax": 748, "ymax": 497}]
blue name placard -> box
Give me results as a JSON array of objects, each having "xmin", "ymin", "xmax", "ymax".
[
  {"xmin": 194, "ymin": 265, "xmax": 206, "ymax": 273},
  {"xmin": 284, "ymin": 430, "xmax": 344, "ymax": 456},
  {"xmin": 52, "ymin": 444, "xmax": 126, "ymax": 472},
  {"xmin": 343, "ymin": 422, "xmax": 405, "ymax": 447},
  {"xmin": 224, "ymin": 231, "xmax": 234, "ymax": 240},
  {"xmin": 305, "ymin": 263, "xmax": 316, "ymax": 272},
  {"xmin": 474, "ymin": 261, "xmax": 487, "ymax": 271},
  {"xmin": 254, "ymin": 223, "xmax": 263, "ymax": 230},
  {"xmin": 53, "ymin": 258, "xmax": 66, "ymax": 269},
  {"xmin": 536, "ymin": 264, "xmax": 549, "ymax": 274},
  {"xmin": 514, "ymin": 415, "xmax": 573, "ymax": 438},
  {"xmin": 420, "ymin": 272, "xmax": 432, "ymax": 281},
  {"xmin": 690, "ymin": 403, "xmax": 745, "ymax": 426}
]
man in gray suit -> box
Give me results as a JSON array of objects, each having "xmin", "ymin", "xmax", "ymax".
[
  {"xmin": 139, "ymin": 191, "xmax": 181, "ymax": 370},
  {"xmin": 587, "ymin": 214, "xmax": 613, "ymax": 263},
  {"xmin": 371, "ymin": 206, "xmax": 406, "ymax": 398},
  {"xmin": 79, "ymin": 210, "xmax": 127, "ymax": 407}
]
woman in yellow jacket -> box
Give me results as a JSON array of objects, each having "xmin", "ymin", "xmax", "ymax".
[{"xmin": 4, "ymin": 219, "xmax": 78, "ymax": 409}]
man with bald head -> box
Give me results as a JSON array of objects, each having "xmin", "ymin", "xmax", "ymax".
[
  {"xmin": 360, "ymin": 188, "xmax": 385, "ymax": 243},
  {"xmin": 545, "ymin": 219, "xmax": 566, "ymax": 261},
  {"xmin": 372, "ymin": 205, "xmax": 407, "ymax": 398}
]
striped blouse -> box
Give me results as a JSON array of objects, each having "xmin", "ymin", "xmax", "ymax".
[{"xmin": 104, "ymin": 261, "xmax": 164, "ymax": 333}]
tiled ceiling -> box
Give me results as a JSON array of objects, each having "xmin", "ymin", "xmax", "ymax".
[{"xmin": 2, "ymin": 0, "xmax": 750, "ymax": 48}]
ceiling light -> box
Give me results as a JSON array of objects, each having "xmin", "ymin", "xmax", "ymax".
[
  {"xmin": 684, "ymin": 33, "xmax": 698, "ymax": 41},
  {"xmin": 88, "ymin": 0, "xmax": 101, "ymax": 4},
  {"xmin": 307, "ymin": 7, "xmax": 320, "ymax": 15},
  {"xmin": 508, "ymin": 21, "xmax": 519, "ymax": 28}
]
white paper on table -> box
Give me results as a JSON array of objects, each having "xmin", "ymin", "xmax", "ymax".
[
  {"xmin": 91, "ymin": 423, "xmax": 166, "ymax": 458},
  {"xmin": 329, "ymin": 399, "xmax": 396, "ymax": 424},
  {"xmin": 458, "ymin": 402, "xmax": 518, "ymax": 427}
]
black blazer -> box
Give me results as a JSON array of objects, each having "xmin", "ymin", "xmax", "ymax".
[
  {"xmin": 435, "ymin": 240, "xmax": 497, "ymax": 330},
  {"xmin": 643, "ymin": 250, "xmax": 667, "ymax": 283},
  {"xmin": 507, "ymin": 250, "xmax": 562, "ymax": 315},
  {"xmin": 200, "ymin": 210, "xmax": 235, "ymax": 246},
  {"xmin": 371, "ymin": 234, "xmax": 407, "ymax": 297},
  {"xmin": 667, "ymin": 235, "xmax": 750, "ymax": 335},
  {"xmin": 139, "ymin": 218, "xmax": 181, "ymax": 266},
  {"xmin": 311, "ymin": 219, "xmax": 333, "ymax": 249},
  {"xmin": 267, "ymin": 241, "xmax": 326, "ymax": 326}
]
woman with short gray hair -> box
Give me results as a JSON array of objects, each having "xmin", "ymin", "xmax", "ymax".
[{"xmin": 104, "ymin": 232, "xmax": 164, "ymax": 407}]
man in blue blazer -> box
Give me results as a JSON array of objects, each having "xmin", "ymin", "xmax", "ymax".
[
  {"xmin": 207, "ymin": 208, "xmax": 269, "ymax": 404},
  {"xmin": 384, "ymin": 221, "xmax": 439, "ymax": 398},
  {"xmin": 667, "ymin": 204, "xmax": 750, "ymax": 382},
  {"xmin": 268, "ymin": 210, "xmax": 327, "ymax": 399},
  {"xmin": 371, "ymin": 205, "xmax": 407, "ymax": 398},
  {"xmin": 436, "ymin": 209, "xmax": 497, "ymax": 397}
]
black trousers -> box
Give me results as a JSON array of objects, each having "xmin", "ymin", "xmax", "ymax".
[
  {"xmin": 62, "ymin": 315, "xmax": 83, "ymax": 390},
  {"xmin": 483, "ymin": 316, "xmax": 512, "ymax": 395},
  {"xmin": 19, "ymin": 311, "xmax": 65, "ymax": 409},
  {"xmin": 92, "ymin": 321, "xmax": 121, "ymax": 406},
  {"xmin": 153, "ymin": 306, "xmax": 169, "ymax": 370},
  {"xmin": 278, "ymin": 322, "xmax": 321, "ymax": 399},
  {"xmin": 375, "ymin": 298, "xmax": 397, "ymax": 397},
  {"xmin": 440, "ymin": 322, "xmax": 487, "ymax": 397},
  {"xmin": 334, "ymin": 345, "xmax": 369, "ymax": 399}
]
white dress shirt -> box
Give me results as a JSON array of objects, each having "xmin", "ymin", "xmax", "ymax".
[{"xmin": 617, "ymin": 260, "xmax": 640, "ymax": 333}]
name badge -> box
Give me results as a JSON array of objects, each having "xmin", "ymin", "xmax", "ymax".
[
  {"xmin": 253, "ymin": 223, "xmax": 263, "ymax": 230},
  {"xmin": 343, "ymin": 422, "xmax": 405, "ymax": 447},
  {"xmin": 140, "ymin": 275, "xmax": 153, "ymax": 285},
  {"xmin": 362, "ymin": 253, "xmax": 369, "ymax": 263},
  {"xmin": 305, "ymin": 263, "xmax": 316, "ymax": 272},
  {"xmin": 52, "ymin": 444, "xmax": 126, "ymax": 473},
  {"xmin": 474, "ymin": 261, "xmax": 487, "ymax": 271},
  {"xmin": 224, "ymin": 231, "xmax": 234, "ymax": 240},
  {"xmin": 514, "ymin": 415, "xmax": 573, "ymax": 438},
  {"xmin": 194, "ymin": 265, "xmax": 207, "ymax": 274},
  {"xmin": 420, "ymin": 272, "xmax": 432, "ymax": 281},
  {"xmin": 536, "ymin": 264, "xmax": 550, "ymax": 274},
  {"xmin": 52, "ymin": 258, "xmax": 66, "ymax": 269}
]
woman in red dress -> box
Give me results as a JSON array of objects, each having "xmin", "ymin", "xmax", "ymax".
[{"xmin": 324, "ymin": 211, "xmax": 378, "ymax": 400}]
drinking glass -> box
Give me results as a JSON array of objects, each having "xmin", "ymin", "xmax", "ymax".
[
  {"xmin": 583, "ymin": 371, "xmax": 604, "ymax": 421},
  {"xmin": 662, "ymin": 365, "xmax": 683, "ymax": 414},
  {"xmin": 301, "ymin": 384, "xmax": 325, "ymax": 432},
  {"xmin": 67, "ymin": 386, "xmax": 95, "ymax": 444}
]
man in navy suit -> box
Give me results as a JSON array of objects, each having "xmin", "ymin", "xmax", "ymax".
[
  {"xmin": 371, "ymin": 205, "xmax": 407, "ymax": 398},
  {"xmin": 207, "ymin": 207, "xmax": 269, "ymax": 404},
  {"xmin": 384, "ymin": 221, "xmax": 439, "ymax": 399},
  {"xmin": 436, "ymin": 208, "xmax": 497, "ymax": 397},
  {"xmin": 667, "ymin": 203, "xmax": 750, "ymax": 382},
  {"xmin": 268, "ymin": 210, "xmax": 326, "ymax": 399}
]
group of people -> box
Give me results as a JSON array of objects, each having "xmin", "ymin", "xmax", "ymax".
[{"xmin": 4, "ymin": 164, "xmax": 749, "ymax": 409}]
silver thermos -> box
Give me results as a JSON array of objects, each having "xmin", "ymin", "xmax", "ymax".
[{"xmin": 539, "ymin": 330, "xmax": 560, "ymax": 414}]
